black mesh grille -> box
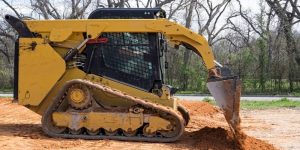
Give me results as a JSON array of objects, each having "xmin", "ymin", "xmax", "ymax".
[
  {"xmin": 80, "ymin": 8, "xmax": 164, "ymax": 90},
  {"xmin": 84, "ymin": 32, "xmax": 159, "ymax": 90},
  {"xmin": 102, "ymin": 33, "xmax": 152, "ymax": 79}
]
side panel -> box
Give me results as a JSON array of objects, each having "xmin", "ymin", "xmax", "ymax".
[
  {"xmin": 31, "ymin": 68, "xmax": 86, "ymax": 115},
  {"xmin": 18, "ymin": 38, "xmax": 66, "ymax": 106}
]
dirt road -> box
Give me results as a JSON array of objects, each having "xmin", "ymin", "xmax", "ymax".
[
  {"xmin": 0, "ymin": 98, "xmax": 297, "ymax": 150},
  {"xmin": 241, "ymin": 108, "xmax": 300, "ymax": 150}
]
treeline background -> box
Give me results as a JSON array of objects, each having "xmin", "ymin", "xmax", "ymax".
[{"xmin": 0, "ymin": 0, "xmax": 300, "ymax": 95}]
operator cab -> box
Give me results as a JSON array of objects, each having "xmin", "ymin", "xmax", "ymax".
[{"xmin": 83, "ymin": 8, "xmax": 167, "ymax": 93}]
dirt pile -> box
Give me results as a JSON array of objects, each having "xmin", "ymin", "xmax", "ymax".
[
  {"xmin": 0, "ymin": 98, "xmax": 277, "ymax": 150},
  {"xmin": 183, "ymin": 126, "xmax": 276, "ymax": 150},
  {"xmin": 179, "ymin": 101, "xmax": 221, "ymax": 116},
  {"xmin": 179, "ymin": 100, "xmax": 277, "ymax": 150}
]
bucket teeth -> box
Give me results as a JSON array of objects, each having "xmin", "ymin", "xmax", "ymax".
[{"xmin": 207, "ymin": 77, "xmax": 241, "ymax": 133}]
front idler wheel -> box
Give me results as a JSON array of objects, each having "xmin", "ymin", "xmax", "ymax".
[{"xmin": 66, "ymin": 84, "xmax": 91, "ymax": 110}]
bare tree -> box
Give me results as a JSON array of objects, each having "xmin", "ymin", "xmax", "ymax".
[
  {"xmin": 0, "ymin": 38, "xmax": 12, "ymax": 63},
  {"xmin": 266, "ymin": 0, "xmax": 299, "ymax": 92},
  {"xmin": 233, "ymin": 0, "xmax": 276, "ymax": 91},
  {"xmin": 180, "ymin": 0, "xmax": 196, "ymax": 90},
  {"xmin": 165, "ymin": 0, "xmax": 188, "ymax": 19},
  {"xmin": 266, "ymin": 0, "xmax": 300, "ymax": 65},
  {"xmin": 30, "ymin": 0, "xmax": 59, "ymax": 19},
  {"xmin": 0, "ymin": 20, "xmax": 16, "ymax": 88},
  {"xmin": 29, "ymin": 0, "xmax": 92, "ymax": 19},
  {"xmin": 156, "ymin": 0, "xmax": 176, "ymax": 7},
  {"xmin": 285, "ymin": 0, "xmax": 300, "ymax": 21},
  {"xmin": 0, "ymin": 0, "xmax": 19, "ymax": 63},
  {"xmin": 1, "ymin": 0, "xmax": 21, "ymax": 18},
  {"xmin": 105, "ymin": 0, "xmax": 126, "ymax": 8},
  {"xmin": 195, "ymin": 0, "xmax": 232, "ymax": 45}
]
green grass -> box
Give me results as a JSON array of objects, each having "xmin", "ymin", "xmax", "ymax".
[
  {"xmin": 202, "ymin": 97, "xmax": 216, "ymax": 105},
  {"xmin": 177, "ymin": 91, "xmax": 200, "ymax": 94},
  {"xmin": 0, "ymin": 96, "xmax": 12, "ymax": 98},
  {"xmin": 0, "ymin": 95, "xmax": 12, "ymax": 98},
  {"xmin": 176, "ymin": 91, "xmax": 300, "ymax": 96},
  {"xmin": 201, "ymin": 97, "xmax": 300, "ymax": 109},
  {"xmin": 241, "ymin": 98, "xmax": 300, "ymax": 109},
  {"xmin": 292, "ymin": 92, "xmax": 300, "ymax": 97},
  {"xmin": 0, "ymin": 88, "xmax": 13, "ymax": 93}
]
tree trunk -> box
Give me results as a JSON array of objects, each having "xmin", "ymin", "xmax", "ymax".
[
  {"xmin": 283, "ymin": 20, "xmax": 296, "ymax": 92},
  {"xmin": 182, "ymin": 0, "xmax": 196, "ymax": 90},
  {"xmin": 183, "ymin": 0, "xmax": 196, "ymax": 58},
  {"xmin": 119, "ymin": 0, "xmax": 125, "ymax": 8}
]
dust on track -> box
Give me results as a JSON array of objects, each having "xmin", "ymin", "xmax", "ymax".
[{"xmin": 0, "ymin": 98, "xmax": 278, "ymax": 150}]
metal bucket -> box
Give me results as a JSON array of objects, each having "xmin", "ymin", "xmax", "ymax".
[{"xmin": 207, "ymin": 77, "xmax": 241, "ymax": 133}]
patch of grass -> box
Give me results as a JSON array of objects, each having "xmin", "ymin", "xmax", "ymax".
[
  {"xmin": 200, "ymin": 97, "xmax": 300, "ymax": 109},
  {"xmin": 202, "ymin": 97, "xmax": 216, "ymax": 105},
  {"xmin": 0, "ymin": 88, "xmax": 13, "ymax": 93},
  {"xmin": 0, "ymin": 94, "xmax": 12, "ymax": 98},
  {"xmin": 292, "ymin": 92, "xmax": 300, "ymax": 97},
  {"xmin": 0, "ymin": 96, "xmax": 12, "ymax": 98},
  {"xmin": 240, "ymin": 98, "xmax": 300, "ymax": 109},
  {"xmin": 177, "ymin": 91, "xmax": 200, "ymax": 94}
]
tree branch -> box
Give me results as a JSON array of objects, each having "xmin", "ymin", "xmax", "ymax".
[{"xmin": 1, "ymin": 0, "xmax": 21, "ymax": 18}]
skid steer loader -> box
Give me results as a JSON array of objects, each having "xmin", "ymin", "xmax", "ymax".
[{"xmin": 5, "ymin": 8, "xmax": 241, "ymax": 142}]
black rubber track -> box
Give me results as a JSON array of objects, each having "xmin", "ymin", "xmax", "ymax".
[{"xmin": 41, "ymin": 79, "xmax": 185, "ymax": 142}]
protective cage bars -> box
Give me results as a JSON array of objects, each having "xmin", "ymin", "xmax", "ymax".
[{"xmin": 84, "ymin": 32, "xmax": 161, "ymax": 91}]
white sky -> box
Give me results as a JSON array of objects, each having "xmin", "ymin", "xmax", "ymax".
[
  {"xmin": 0, "ymin": 0, "xmax": 263, "ymax": 36},
  {"xmin": 3, "ymin": 0, "xmax": 298, "ymax": 37},
  {"xmin": 0, "ymin": 0, "xmax": 260, "ymax": 19}
]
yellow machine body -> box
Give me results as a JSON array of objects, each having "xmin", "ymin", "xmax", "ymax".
[
  {"xmin": 18, "ymin": 38, "xmax": 66, "ymax": 106},
  {"xmin": 20, "ymin": 18, "xmax": 215, "ymax": 114},
  {"xmin": 5, "ymin": 9, "xmax": 241, "ymax": 142}
]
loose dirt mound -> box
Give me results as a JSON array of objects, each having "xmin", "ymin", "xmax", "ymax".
[
  {"xmin": 179, "ymin": 101, "xmax": 220, "ymax": 116},
  {"xmin": 179, "ymin": 100, "xmax": 277, "ymax": 150},
  {"xmin": 0, "ymin": 98, "xmax": 277, "ymax": 150},
  {"xmin": 183, "ymin": 127, "xmax": 275, "ymax": 150}
]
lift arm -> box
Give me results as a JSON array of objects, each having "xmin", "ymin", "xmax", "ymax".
[{"xmin": 23, "ymin": 18, "xmax": 216, "ymax": 71}]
